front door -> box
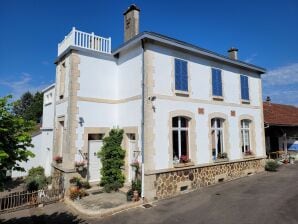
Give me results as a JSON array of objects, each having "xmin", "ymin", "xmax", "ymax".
[
  {"xmin": 127, "ymin": 134, "xmax": 139, "ymax": 182},
  {"xmin": 88, "ymin": 140, "xmax": 103, "ymax": 183}
]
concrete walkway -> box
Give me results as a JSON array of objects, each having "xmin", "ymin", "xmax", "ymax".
[{"xmin": 1, "ymin": 163, "xmax": 298, "ymax": 224}]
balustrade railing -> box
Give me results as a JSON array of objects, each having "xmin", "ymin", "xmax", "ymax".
[{"xmin": 58, "ymin": 27, "xmax": 111, "ymax": 56}]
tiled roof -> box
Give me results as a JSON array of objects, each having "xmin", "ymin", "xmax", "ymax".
[{"xmin": 263, "ymin": 102, "xmax": 298, "ymax": 126}]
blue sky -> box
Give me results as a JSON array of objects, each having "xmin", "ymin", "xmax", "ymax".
[{"xmin": 0, "ymin": 0, "xmax": 297, "ymax": 105}]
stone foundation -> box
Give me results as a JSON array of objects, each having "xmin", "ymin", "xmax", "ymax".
[{"xmin": 146, "ymin": 158, "xmax": 265, "ymax": 200}]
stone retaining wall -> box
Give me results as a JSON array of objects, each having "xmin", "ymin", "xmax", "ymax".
[{"xmin": 152, "ymin": 158, "xmax": 265, "ymax": 199}]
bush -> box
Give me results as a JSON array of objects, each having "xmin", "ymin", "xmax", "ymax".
[
  {"xmin": 265, "ymin": 160, "xmax": 279, "ymax": 172},
  {"xmin": 25, "ymin": 166, "xmax": 47, "ymax": 191},
  {"xmin": 98, "ymin": 128, "xmax": 126, "ymax": 192}
]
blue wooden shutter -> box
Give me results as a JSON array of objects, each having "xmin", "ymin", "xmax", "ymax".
[
  {"xmin": 241, "ymin": 75, "xmax": 249, "ymax": 100},
  {"xmin": 175, "ymin": 59, "xmax": 188, "ymax": 91},
  {"xmin": 212, "ymin": 68, "xmax": 222, "ymax": 96}
]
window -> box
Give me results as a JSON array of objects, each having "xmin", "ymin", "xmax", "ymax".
[
  {"xmin": 212, "ymin": 68, "xmax": 222, "ymax": 97},
  {"xmin": 211, "ymin": 118, "xmax": 225, "ymax": 159},
  {"xmin": 241, "ymin": 120, "xmax": 251, "ymax": 155},
  {"xmin": 175, "ymin": 59, "xmax": 188, "ymax": 92},
  {"xmin": 59, "ymin": 62, "xmax": 66, "ymax": 99},
  {"xmin": 240, "ymin": 75, "xmax": 249, "ymax": 101},
  {"xmin": 45, "ymin": 93, "xmax": 53, "ymax": 105},
  {"xmin": 172, "ymin": 116, "xmax": 189, "ymax": 162}
]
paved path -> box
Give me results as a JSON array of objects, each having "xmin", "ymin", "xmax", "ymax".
[{"xmin": 1, "ymin": 164, "xmax": 298, "ymax": 224}]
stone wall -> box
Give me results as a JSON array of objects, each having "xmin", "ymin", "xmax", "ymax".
[{"xmin": 152, "ymin": 158, "xmax": 265, "ymax": 199}]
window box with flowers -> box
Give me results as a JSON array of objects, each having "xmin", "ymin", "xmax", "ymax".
[
  {"xmin": 75, "ymin": 161, "xmax": 87, "ymax": 172},
  {"xmin": 243, "ymin": 150, "xmax": 255, "ymax": 158},
  {"xmin": 214, "ymin": 152, "xmax": 229, "ymax": 163},
  {"xmin": 173, "ymin": 155, "xmax": 194, "ymax": 168},
  {"xmin": 53, "ymin": 155, "xmax": 63, "ymax": 164}
]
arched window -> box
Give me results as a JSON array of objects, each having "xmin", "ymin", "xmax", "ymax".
[
  {"xmin": 172, "ymin": 116, "xmax": 189, "ymax": 163},
  {"xmin": 211, "ymin": 118, "xmax": 225, "ymax": 159},
  {"xmin": 241, "ymin": 120, "xmax": 251, "ymax": 155}
]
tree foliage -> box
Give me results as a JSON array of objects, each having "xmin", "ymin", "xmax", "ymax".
[
  {"xmin": 0, "ymin": 95, "xmax": 35, "ymax": 189},
  {"xmin": 98, "ymin": 128, "xmax": 126, "ymax": 192},
  {"xmin": 13, "ymin": 91, "xmax": 43, "ymax": 123}
]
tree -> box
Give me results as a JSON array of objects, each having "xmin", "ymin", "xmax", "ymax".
[
  {"xmin": 0, "ymin": 95, "xmax": 35, "ymax": 189},
  {"xmin": 13, "ymin": 91, "xmax": 43, "ymax": 123},
  {"xmin": 98, "ymin": 128, "xmax": 126, "ymax": 192}
]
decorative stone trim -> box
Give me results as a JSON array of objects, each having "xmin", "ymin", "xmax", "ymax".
[{"xmin": 173, "ymin": 162, "xmax": 194, "ymax": 168}]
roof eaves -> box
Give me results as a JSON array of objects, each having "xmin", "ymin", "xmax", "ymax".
[{"xmin": 113, "ymin": 31, "xmax": 266, "ymax": 74}]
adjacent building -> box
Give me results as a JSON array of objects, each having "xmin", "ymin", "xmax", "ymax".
[{"xmin": 264, "ymin": 98, "xmax": 298, "ymax": 156}]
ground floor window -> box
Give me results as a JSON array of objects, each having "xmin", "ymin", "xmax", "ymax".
[
  {"xmin": 172, "ymin": 116, "xmax": 189, "ymax": 163},
  {"xmin": 211, "ymin": 118, "xmax": 225, "ymax": 159},
  {"xmin": 241, "ymin": 120, "xmax": 251, "ymax": 155}
]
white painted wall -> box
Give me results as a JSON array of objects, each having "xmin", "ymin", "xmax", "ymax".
[
  {"xmin": 148, "ymin": 44, "xmax": 265, "ymax": 170},
  {"xmin": 12, "ymin": 133, "xmax": 52, "ymax": 177},
  {"xmin": 78, "ymin": 54, "xmax": 118, "ymax": 100},
  {"xmin": 117, "ymin": 45, "xmax": 142, "ymax": 99}
]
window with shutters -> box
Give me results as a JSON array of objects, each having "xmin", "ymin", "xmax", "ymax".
[
  {"xmin": 175, "ymin": 58, "xmax": 188, "ymax": 92},
  {"xmin": 240, "ymin": 75, "xmax": 250, "ymax": 101},
  {"xmin": 212, "ymin": 68, "xmax": 223, "ymax": 97}
]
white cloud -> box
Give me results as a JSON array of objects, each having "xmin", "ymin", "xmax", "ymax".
[
  {"xmin": 262, "ymin": 63, "xmax": 298, "ymax": 106},
  {"xmin": 263, "ymin": 63, "xmax": 298, "ymax": 86},
  {"xmin": 0, "ymin": 73, "xmax": 49, "ymax": 99}
]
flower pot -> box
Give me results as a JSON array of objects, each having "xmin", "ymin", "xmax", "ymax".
[{"xmin": 133, "ymin": 190, "xmax": 139, "ymax": 201}]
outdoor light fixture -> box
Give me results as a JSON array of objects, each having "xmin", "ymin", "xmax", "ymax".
[
  {"xmin": 79, "ymin": 117, "xmax": 84, "ymax": 126},
  {"xmin": 148, "ymin": 96, "xmax": 156, "ymax": 101}
]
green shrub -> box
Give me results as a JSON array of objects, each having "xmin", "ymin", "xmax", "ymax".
[
  {"xmin": 265, "ymin": 160, "xmax": 279, "ymax": 171},
  {"xmin": 98, "ymin": 128, "xmax": 126, "ymax": 192},
  {"xmin": 127, "ymin": 179, "xmax": 142, "ymax": 201},
  {"xmin": 25, "ymin": 166, "xmax": 47, "ymax": 191},
  {"xmin": 81, "ymin": 181, "xmax": 91, "ymax": 189}
]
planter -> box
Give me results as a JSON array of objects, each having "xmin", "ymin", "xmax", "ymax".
[
  {"xmin": 174, "ymin": 162, "xmax": 195, "ymax": 168},
  {"xmin": 133, "ymin": 190, "xmax": 139, "ymax": 201}
]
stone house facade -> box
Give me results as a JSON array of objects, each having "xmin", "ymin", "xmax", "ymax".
[{"xmin": 50, "ymin": 5, "xmax": 266, "ymax": 200}]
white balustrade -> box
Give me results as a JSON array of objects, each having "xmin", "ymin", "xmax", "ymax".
[{"xmin": 58, "ymin": 27, "xmax": 111, "ymax": 56}]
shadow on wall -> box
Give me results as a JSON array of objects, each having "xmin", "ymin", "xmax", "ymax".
[{"xmin": 0, "ymin": 212, "xmax": 86, "ymax": 224}]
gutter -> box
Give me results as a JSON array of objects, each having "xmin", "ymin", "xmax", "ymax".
[{"xmin": 141, "ymin": 39, "xmax": 145, "ymax": 199}]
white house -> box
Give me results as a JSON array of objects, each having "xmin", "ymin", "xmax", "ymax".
[
  {"xmin": 12, "ymin": 84, "xmax": 55, "ymax": 178},
  {"xmin": 51, "ymin": 4, "xmax": 266, "ymax": 200}
]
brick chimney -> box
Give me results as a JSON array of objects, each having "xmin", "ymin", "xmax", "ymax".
[
  {"xmin": 228, "ymin": 47, "xmax": 238, "ymax": 60},
  {"xmin": 123, "ymin": 4, "xmax": 140, "ymax": 42}
]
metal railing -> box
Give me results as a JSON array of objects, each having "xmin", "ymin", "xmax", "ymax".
[{"xmin": 58, "ymin": 27, "xmax": 111, "ymax": 56}]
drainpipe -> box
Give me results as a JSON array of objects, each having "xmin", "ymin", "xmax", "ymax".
[{"xmin": 141, "ymin": 39, "xmax": 145, "ymax": 199}]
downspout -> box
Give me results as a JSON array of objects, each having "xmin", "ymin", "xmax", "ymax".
[{"xmin": 141, "ymin": 39, "xmax": 145, "ymax": 199}]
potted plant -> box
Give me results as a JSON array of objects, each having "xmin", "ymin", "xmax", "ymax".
[
  {"xmin": 217, "ymin": 152, "xmax": 228, "ymax": 159},
  {"xmin": 75, "ymin": 161, "xmax": 86, "ymax": 172},
  {"xmin": 180, "ymin": 155, "xmax": 190, "ymax": 163},
  {"xmin": 244, "ymin": 150, "xmax": 253, "ymax": 156},
  {"xmin": 53, "ymin": 155, "xmax": 63, "ymax": 164}
]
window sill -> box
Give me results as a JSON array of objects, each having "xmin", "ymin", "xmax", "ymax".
[
  {"xmin": 212, "ymin": 96, "xmax": 224, "ymax": 101},
  {"xmin": 175, "ymin": 90, "xmax": 189, "ymax": 97},
  {"xmin": 173, "ymin": 162, "xmax": 194, "ymax": 168},
  {"xmin": 241, "ymin": 100, "xmax": 250, "ymax": 104},
  {"xmin": 243, "ymin": 154, "xmax": 255, "ymax": 159},
  {"xmin": 214, "ymin": 158, "xmax": 229, "ymax": 163}
]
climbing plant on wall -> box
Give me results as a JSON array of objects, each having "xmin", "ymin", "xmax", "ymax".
[{"xmin": 98, "ymin": 128, "xmax": 126, "ymax": 192}]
